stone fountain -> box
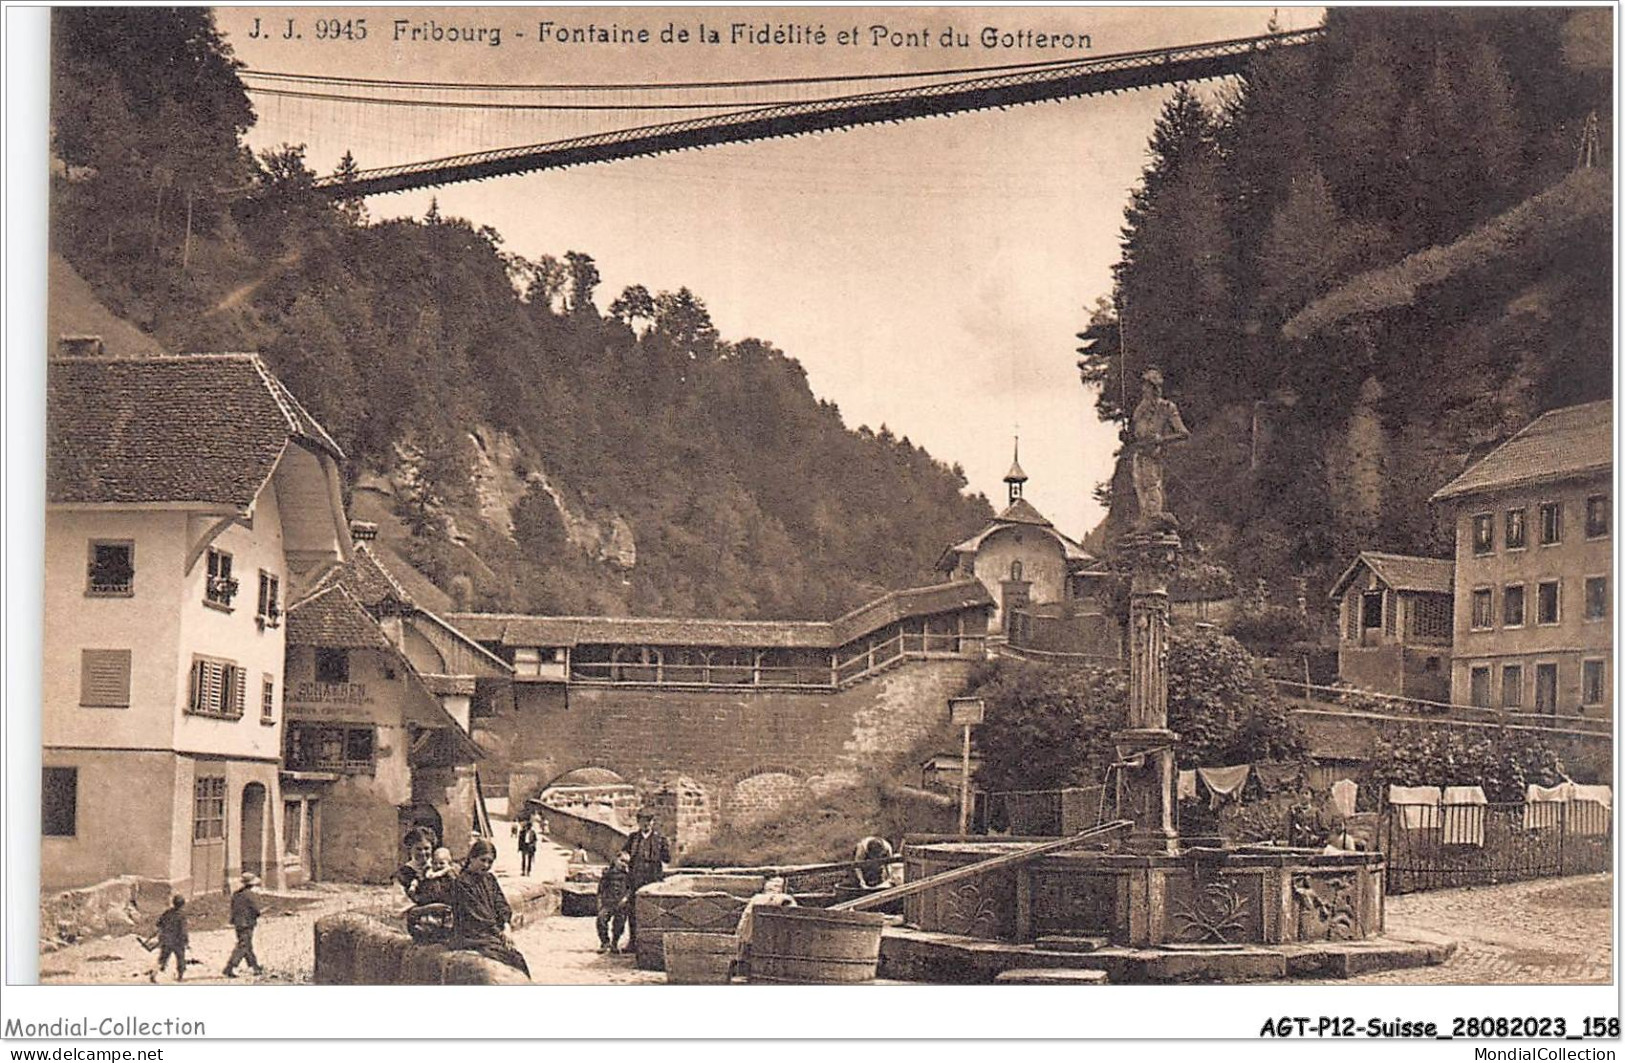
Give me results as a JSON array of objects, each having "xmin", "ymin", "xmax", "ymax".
[{"xmin": 881, "ymin": 369, "xmax": 1447, "ymax": 983}]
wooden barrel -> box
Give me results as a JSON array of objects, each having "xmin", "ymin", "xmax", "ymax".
[
  {"xmin": 745, "ymin": 905, "xmax": 887, "ymax": 984},
  {"xmin": 662, "ymin": 931, "xmax": 737, "ymax": 984}
]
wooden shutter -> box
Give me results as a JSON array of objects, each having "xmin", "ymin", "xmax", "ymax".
[
  {"xmin": 231, "ymin": 665, "xmax": 246, "ymax": 717},
  {"xmin": 80, "ymin": 649, "xmax": 131, "ymax": 707}
]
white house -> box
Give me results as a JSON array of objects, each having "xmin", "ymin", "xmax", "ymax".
[{"xmin": 44, "ymin": 352, "xmax": 351, "ymax": 898}]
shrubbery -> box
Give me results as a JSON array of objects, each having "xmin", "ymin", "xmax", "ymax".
[
  {"xmin": 970, "ymin": 629, "xmax": 1310, "ymax": 791},
  {"xmin": 1358, "ymin": 724, "xmax": 1566, "ymax": 806}
]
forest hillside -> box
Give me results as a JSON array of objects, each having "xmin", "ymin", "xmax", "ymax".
[
  {"xmin": 47, "ymin": 9, "xmax": 995, "ymax": 620},
  {"xmin": 1079, "ymin": 8, "xmax": 1612, "ymax": 616}
]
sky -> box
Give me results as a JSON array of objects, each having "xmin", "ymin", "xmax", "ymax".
[{"xmin": 217, "ymin": 5, "xmax": 1325, "ymax": 542}]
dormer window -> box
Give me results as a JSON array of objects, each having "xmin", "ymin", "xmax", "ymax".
[
  {"xmin": 86, "ymin": 541, "xmax": 134, "ymax": 597},
  {"xmin": 257, "ymin": 571, "xmax": 281, "ymax": 629},
  {"xmin": 205, "ymin": 548, "xmax": 238, "ymax": 609}
]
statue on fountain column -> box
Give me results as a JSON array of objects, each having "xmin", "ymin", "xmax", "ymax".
[{"xmin": 1129, "ymin": 368, "xmax": 1189, "ymax": 532}]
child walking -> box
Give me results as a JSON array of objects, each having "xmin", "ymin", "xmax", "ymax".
[{"xmin": 149, "ymin": 895, "xmax": 188, "ymax": 982}]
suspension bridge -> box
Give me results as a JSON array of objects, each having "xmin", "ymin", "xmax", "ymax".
[{"xmin": 238, "ymin": 27, "xmax": 1322, "ymax": 198}]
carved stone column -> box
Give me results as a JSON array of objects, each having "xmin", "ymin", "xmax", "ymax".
[{"xmin": 1113, "ymin": 529, "xmax": 1181, "ymax": 854}]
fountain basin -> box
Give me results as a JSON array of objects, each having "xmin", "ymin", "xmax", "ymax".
[{"xmin": 903, "ymin": 841, "xmax": 1385, "ymax": 947}]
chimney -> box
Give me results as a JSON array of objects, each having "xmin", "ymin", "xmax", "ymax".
[
  {"xmin": 349, "ymin": 520, "xmax": 379, "ymax": 542},
  {"xmin": 58, "ymin": 335, "xmax": 104, "ymax": 357}
]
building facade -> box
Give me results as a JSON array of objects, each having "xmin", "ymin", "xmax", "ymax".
[
  {"xmin": 1329, "ymin": 552, "xmax": 1454, "ymax": 702},
  {"xmin": 281, "ymin": 581, "xmax": 487, "ymax": 883},
  {"xmin": 1431, "ymin": 401, "xmax": 1612, "ymax": 717},
  {"xmin": 935, "ymin": 447, "xmax": 1115, "ymax": 649},
  {"xmin": 44, "ymin": 353, "xmax": 350, "ymax": 898}
]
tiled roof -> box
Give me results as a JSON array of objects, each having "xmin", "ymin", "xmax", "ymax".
[
  {"xmin": 829, "ymin": 580, "xmax": 992, "ymax": 645},
  {"xmin": 1432, "ymin": 401, "xmax": 1612, "ymax": 501},
  {"xmin": 447, "ymin": 580, "xmax": 994, "ymax": 652},
  {"xmin": 285, "ymin": 585, "xmax": 395, "ymax": 650},
  {"xmin": 1329, "ymin": 552, "xmax": 1454, "ymax": 600},
  {"xmin": 938, "ymin": 518, "xmax": 1094, "ymax": 568},
  {"xmin": 48, "ymin": 353, "xmax": 342, "ymax": 508},
  {"xmin": 995, "ymin": 497, "xmax": 1052, "ymax": 527},
  {"xmin": 311, "ymin": 544, "xmax": 510, "ymax": 673}
]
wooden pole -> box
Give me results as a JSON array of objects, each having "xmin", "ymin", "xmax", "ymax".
[
  {"xmin": 830, "ymin": 820, "xmax": 1132, "ymax": 913},
  {"xmin": 958, "ymin": 723, "xmax": 972, "ymax": 836},
  {"xmin": 182, "ymin": 190, "xmax": 195, "ymax": 272}
]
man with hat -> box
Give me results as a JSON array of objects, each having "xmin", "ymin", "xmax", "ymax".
[
  {"xmin": 620, "ymin": 808, "xmax": 670, "ymax": 954},
  {"xmin": 223, "ymin": 872, "xmax": 264, "ymax": 978}
]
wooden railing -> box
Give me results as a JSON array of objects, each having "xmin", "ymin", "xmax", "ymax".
[
  {"xmin": 568, "ymin": 634, "xmax": 985, "ymax": 691},
  {"xmin": 1276, "ymin": 679, "xmax": 1613, "ymax": 736}
]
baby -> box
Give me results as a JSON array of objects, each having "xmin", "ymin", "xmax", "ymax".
[
  {"xmin": 405, "ymin": 848, "xmax": 458, "ymax": 941},
  {"xmin": 418, "ymin": 848, "xmax": 457, "ymax": 903}
]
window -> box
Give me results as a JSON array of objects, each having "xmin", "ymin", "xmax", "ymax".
[
  {"xmin": 79, "ymin": 649, "xmax": 131, "ymax": 707},
  {"xmin": 1409, "ymin": 595, "xmax": 1452, "ymax": 641},
  {"xmin": 188, "ymin": 657, "xmax": 246, "ymax": 719},
  {"xmin": 1502, "ymin": 584, "xmax": 1525, "ymax": 627},
  {"xmin": 1537, "ymin": 581, "xmax": 1560, "ymax": 625},
  {"xmin": 1505, "ymin": 508, "xmax": 1527, "ymax": 550},
  {"xmin": 1470, "ymin": 588, "xmax": 1494, "ymax": 630},
  {"xmin": 1539, "ymin": 502, "xmax": 1562, "ymax": 545},
  {"xmin": 1472, "ymin": 514, "xmax": 1494, "ymax": 555},
  {"xmin": 1535, "ymin": 663, "xmax": 1559, "ymax": 714},
  {"xmin": 1501, "ymin": 664, "xmax": 1523, "ymax": 709},
  {"xmin": 1582, "ymin": 659, "xmax": 1606, "ymax": 706},
  {"xmin": 192, "ymin": 776, "xmax": 225, "ymax": 840},
  {"xmin": 261, "ymin": 674, "xmax": 276, "ymax": 724},
  {"xmin": 205, "ymin": 548, "xmax": 237, "ymax": 608},
  {"xmin": 1361, "ymin": 591, "xmax": 1384, "ymax": 631},
  {"xmin": 86, "ymin": 541, "xmax": 134, "ymax": 596},
  {"xmin": 256, "ymin": 572, "xmax": 281, "ymax": 628},
  {"xmin": 1469, "ymin": 666, "xmax": 1492, "ymax": 708},
  {"xmin": 314, "ymin": 648, "xmax": 350, "ymax": 685},
  {"xmin": 513, "ymin": 647, "xmax": 542, "ymax": 677},
  {"xmin": 283, "ymin": 724, "xmax": 376, "ymax": 774},
  {"xmin": 42, "ymin": 767, "xmax": 77, "ymax": 837},
  {"xmin": 1586, "ymin": 494, "xmax": 1609, "ymax": 539},
  {"xmin": 1585, "ymin": 576, "xmax": 1608, "ymax": 621}
]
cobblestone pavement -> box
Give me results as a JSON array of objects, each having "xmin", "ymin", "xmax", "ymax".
[
  {"xmin": 38, "ymin": 814, "xmax": 572, "ymax": 986},
  {"xmin": 1327, "ymin": 873, "xmax": 1613, "ymax": 985}
]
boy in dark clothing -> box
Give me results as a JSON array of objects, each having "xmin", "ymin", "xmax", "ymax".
[
  {"xmin": 223, "ymin": 873, "xmax": 264, "ymax": 978},
  {"xmin": 596, "ymin": 852, "xmax": 633, "ymax": 953},
  {"xmin": 149, "ymin": 895, "xmax": 188, "ymax": 982}
]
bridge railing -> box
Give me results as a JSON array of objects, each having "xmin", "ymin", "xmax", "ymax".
[
  {"xmin": 567, "ymin": 634, "xmax": 984, "ymax": 691},
  {"xmin": 1275, "ymin": 679, "xmax": 1613, "ymax": 736}
]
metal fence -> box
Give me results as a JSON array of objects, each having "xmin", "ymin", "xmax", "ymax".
[{"xmin": 1382, "ymin": 801, "xmax": 1612, "ymax": 894}]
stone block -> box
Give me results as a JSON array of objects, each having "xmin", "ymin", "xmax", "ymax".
[
  {"xmin": 313, "ymin": 913, "xmax": 369, "ymax": 986},
  {"xmin": 994, "ymin": 968, "xmax": 1109, "ymax": 984},
  {"xmin": 352, "ymin": 925, "xmax": 411, "ymax": 985},
  {"xmin": 400, "ymin": 943, "xmax": 446, "ymax": 985}
]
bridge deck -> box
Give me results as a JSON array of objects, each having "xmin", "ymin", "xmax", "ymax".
[{"xmin": 285, "ymin": 29, "xmax": 1322, "ymax": 198}]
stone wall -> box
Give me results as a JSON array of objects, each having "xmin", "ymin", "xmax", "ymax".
[
  {"xmin": 313, "ymin": 912, "xmax": 530, "ymax": 984},
  {"xmin": 489, "ymin": 657, "xmax": 977, "ymax": 831}
]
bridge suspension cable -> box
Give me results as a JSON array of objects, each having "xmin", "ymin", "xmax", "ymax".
[{"xmin": 235, "ymin": 27, "xmax": 1322, "ymax": 198}]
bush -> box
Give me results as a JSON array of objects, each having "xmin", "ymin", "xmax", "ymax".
[
  {"xmin": 967, "ymin": 658, "xmax": 1125, "ymax": 793},
  {"xmin": 1358, "ymin": 724, "xmax": 1566, "ymax": 806},
  {"xmin": 1225, "ymin": 605, "xmax": 1312, "ymax": 657},
  {"xmin": 1168, "ymin": 629, "xmax": 1309, "ymax": 769}
]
